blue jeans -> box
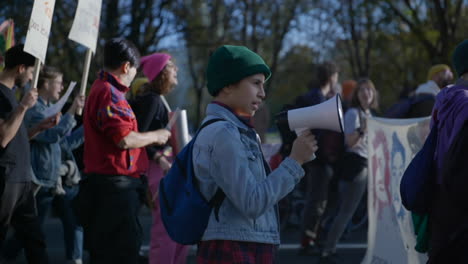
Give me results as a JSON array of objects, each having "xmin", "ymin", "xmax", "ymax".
[
  {"xmin": 323, "ymin": 162, "xmax": 368, "ymax": 253},
  {"xmin": 3, "ymin": 185, "xmax": 83, "ymax": 261},
  {"xmin": 52, "ymin": 185, "xmax": 83, "ymax": 260}
]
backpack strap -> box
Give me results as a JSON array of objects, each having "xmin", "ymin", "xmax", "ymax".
[
  {"xmin": 209, "ymin": 189, "xmax": 225, "ymax": 222},
  {"xmin": 197, "ymin": 118, "xmax": 226, "ymax": 222},
  {"xmin": 198, "ymin": 118, "xmax": 224, "ymax": 131}
]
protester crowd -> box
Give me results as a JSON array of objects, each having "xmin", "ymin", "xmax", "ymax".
[{"xmin": 0, "ymin": 18, "xmax": 467, "ymax": 264}]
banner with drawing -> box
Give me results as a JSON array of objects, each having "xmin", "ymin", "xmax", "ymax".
[{"xmin": 362, "ymin": 116, "xmax": 430, "ymax": 264}]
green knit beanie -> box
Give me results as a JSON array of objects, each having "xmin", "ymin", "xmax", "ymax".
[
  {"xmin": 453, "ymin": 39, "xmax": 468, "ymax": 77},
  {"xmin": 206, "ymin": 45, "xmax": 271, "ymax": 96}
]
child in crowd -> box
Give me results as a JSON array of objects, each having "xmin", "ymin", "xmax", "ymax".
[{"xmin": 192, "ymin": 45, "xmax": 317, "ymax": 263}]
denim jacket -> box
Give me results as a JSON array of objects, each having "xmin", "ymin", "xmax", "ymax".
[
  {"xmin": 60, "ymin": 125, "xmax": 84, "ymax": 162},
  {"xmin": 193, "ymin": 103, "xmax": 304, "ymax": 244},
  {"xmin": 25, "ymin": 98, "xmax": 77, "ymax": 187}
]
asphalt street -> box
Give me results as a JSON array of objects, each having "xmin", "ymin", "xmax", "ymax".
[{"xmin": 10, "ymin": 207, "xmax": 367, "ymax": 264}]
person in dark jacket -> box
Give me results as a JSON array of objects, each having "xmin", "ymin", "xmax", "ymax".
[
  {"xmin": 295, "ymin": 62, "xmax": 345, "ymax": 254},
  {"xmin": 131, "ymin": 52, "xmax": 189, "ymax": 264},
  {"xmin": 428, "ymin": 39, "xmax": 468, "ymax": 263}
]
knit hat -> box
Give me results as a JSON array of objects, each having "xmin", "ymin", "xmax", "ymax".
[
  {"xmin": 427, "ymin": 64, "xmax": 450, "ymax": 80},
  {"xmin": 140, "ymin": 53, "xmax": 171, "ymax": 82},
  {"xmin": 206, "ymin": 45, "xmax": 271, "ymax": 96},
  {"xmin": 453, "ymin": 40, "xmax": 468, "ymax": 77}
]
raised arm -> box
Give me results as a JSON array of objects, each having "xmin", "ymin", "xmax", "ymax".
[{"xmin": 0, "ymin": 88, "xmax": 37, "ymax": 148}]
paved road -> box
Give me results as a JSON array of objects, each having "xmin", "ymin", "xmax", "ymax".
[{"xmin": 10, "ymin": 207, "xmax": 367, "ymax": 264}]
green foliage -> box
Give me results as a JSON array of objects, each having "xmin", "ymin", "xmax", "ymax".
[
  {"xmin": 1, "ymin": 0, "xmax": 468, "ymax": 124},
  {"xmin": 268, "ymin": 45, "xmax": 317, "ymax": 116}
]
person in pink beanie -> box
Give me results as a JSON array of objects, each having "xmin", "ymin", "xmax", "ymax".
[{"xmin": 131, "ymin": 53, "xmax": 189, "ymax": 264}]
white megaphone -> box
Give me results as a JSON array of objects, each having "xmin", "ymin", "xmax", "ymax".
[{"xmin": 275, "ymin": 94, "xmax": 345, "ymax": 161}]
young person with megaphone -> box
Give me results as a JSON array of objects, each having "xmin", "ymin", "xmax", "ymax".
[{"xmin": 192, "ymin": 45, "xmax": 318, "ymax": 263}]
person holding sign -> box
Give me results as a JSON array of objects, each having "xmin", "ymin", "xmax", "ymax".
[
  {"xmin": 3, "ymin": 66, "xmax": 85, "ymax": 264},
  {"xmin": 78, "ymin": 38, "xmax": 171, "ymax": 264},
  {"xmin": 131, "ymin": 53, "xmax": 188, "ymax": 264},
  {"xmin": 25, "ymin": 66, "xmax": 83, "ymax": 264},
  {"xmin": 0, "ymin": 44, "xmax": 51, "ymax": 264}
]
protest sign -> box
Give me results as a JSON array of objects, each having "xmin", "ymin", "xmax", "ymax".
[
  {"xmin": 68, "ymin": 0, "xmax": 102, "ymax": 115},
  {"xmin": 363, "ymin": 117, "xmax": 430, "ymax": 264},
  {"xmin": 24, "ymin": 0, "xmax": 55, "ymax": 63},
  {"xmin": 68, "ymin": 0, "xmax": 101, "ymax": 53}
]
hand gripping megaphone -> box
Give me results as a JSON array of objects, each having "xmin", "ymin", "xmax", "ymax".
[{"xmin": 275, "ymin": 94, "xmax": 345, "ymax": 160}]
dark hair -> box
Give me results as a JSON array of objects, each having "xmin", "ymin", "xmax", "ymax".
[
  {"xmin": 350, "ymin": 78, "xmax": 379, "ymax": 110},
  {"xmin": 4, "ymin": 44, "xmax": 36, "ymax": 70},
  {"xmin": 103, "ymin": 38, "xmax": 140, "ymax": 70},
  {"xmin": 38, "ymin": 66, "xmax": 62, "ymax": 90},
  {"xmin": 317, "ymin": 61, "xmax": 339, "ymax": 87}
]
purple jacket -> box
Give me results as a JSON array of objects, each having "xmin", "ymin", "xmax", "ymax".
[{"xmin": 433, "ymin": 79, "xmax": 468, "ymax": 183}]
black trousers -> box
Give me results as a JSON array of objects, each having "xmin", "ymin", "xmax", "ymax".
[
  {"xmin": 0, "ymin": 181, "xmax": 48, "ymax": 264},
  {"xmin": 74, "ymin": 174, "xmax": 143, "ymax": 264}
]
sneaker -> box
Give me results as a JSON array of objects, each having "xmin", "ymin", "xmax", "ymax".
[{"xmin": 298, "ymin": 237, "xmax": 321, "ymax": 256}]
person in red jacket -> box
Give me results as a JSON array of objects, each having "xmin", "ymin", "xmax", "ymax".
[{"xmin": 79, "ymin": 38, "xmax": 170, "ymax": 264}]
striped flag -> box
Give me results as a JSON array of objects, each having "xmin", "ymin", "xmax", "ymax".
[
  {"xmin": 4, "ymin": 20, "xmax": 14, "ymax": 50},
  {"xmin": 0, "ymin": 19, "xmax": 14, "ymax": 70}
]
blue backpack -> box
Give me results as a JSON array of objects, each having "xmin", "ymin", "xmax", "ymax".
[{"xmin": 159, "ymin": 118, "xmax": 226, "ymax": 245}]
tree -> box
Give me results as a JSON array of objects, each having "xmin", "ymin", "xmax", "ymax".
[
  {"xmin": 381, "ymin": 0, "xmax": 467, "ymax": 64},
  {"xmin": 171, "ymin": 0, "xmax": 309, "ymax": 131},
  {"xmin": 267, "ymin": 45, "xmax": 318, "ymax": 116}
]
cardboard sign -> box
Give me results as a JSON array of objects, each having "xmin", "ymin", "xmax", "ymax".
[
  {"xmin": 68, "ymin": 0, "xmax": 102, "ymax": 53},
  {"xmin": 24, "ymin": 0, "xmax": 56, "ymax": 62}
]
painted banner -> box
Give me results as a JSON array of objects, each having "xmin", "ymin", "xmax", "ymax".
[
  {"xmin": 362, "ymin": 116, "xmax": 430, "ymax": 264},
  {"xmin": 24, "ymin": 0, "xmax": 56, "ymax": 62},
  {"xmin": 68, "ymin": 0, "xmax": 102, "ymax": 53}
]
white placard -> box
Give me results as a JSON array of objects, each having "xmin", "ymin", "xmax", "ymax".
[
  {"xmin": 43, "ymin": 81, "xmax": 77, "ymax": 118},
  {"xmin": 68, "ymin": 0, "xmax": 102, "ymax": 53},
  {"xmin": 362, "ymin": 116, "xmax": 430, "ymax": 264},
  {"xmin": 24, "ymin": 0, "xmax": 56, "ymax": 62}
]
